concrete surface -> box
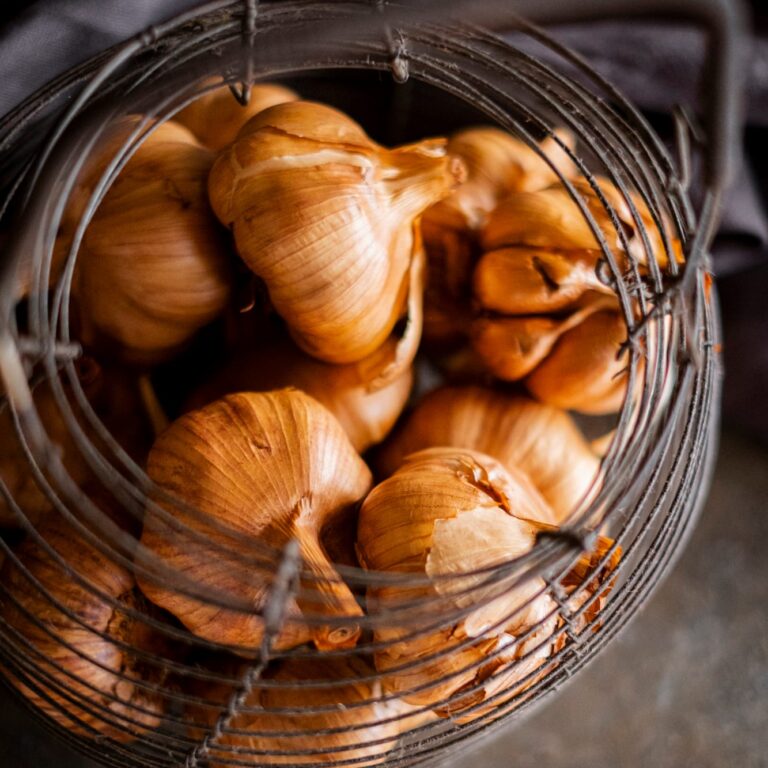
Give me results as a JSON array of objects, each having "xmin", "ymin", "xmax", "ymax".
[{"xmin": 0, "ymin": 429, "xmax": 766, "ymax": 767}]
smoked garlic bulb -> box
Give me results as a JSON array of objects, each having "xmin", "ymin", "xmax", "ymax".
[
  {"xmin": 175, "ymin": 80, "xmax": 298, "ymax": 151},
  {"xmin": 377, "ymin": 386, "xmax": 600, "ymax": 524},
  {"xmin": 138, "ymin": 390, "xmax": 371, "ymax": 654},
  {"xmin": 422, "ymin": 127, "xmax": 575, "ymax": 344},
  {"xmin": 187, "ymin": 335, "xmax": 413, "ymax": 453},
  {"xmin": 470, "ymin": 177, "xmax": 682, "ymax": 413},
  {"xmin": 73, "ymin": 120, "xmax": 231, "ymax": 364},
  {"xmin": 188, "ymin": 656, "xmax": 423, "ymax": 766},
  {"xmin": 0, "ymin": 518, "xmax": 163, "ymax": 741},
  {"xmin": 0, "ymin": 361, "xmax": 154, "ymax": 528},
  {"xmin": 358, "ymin": 448, "xmax": 560, "ymax": 719},
  {"xmin": 208, "ymin": 100, "xmax": 462, "ymax": 364}
]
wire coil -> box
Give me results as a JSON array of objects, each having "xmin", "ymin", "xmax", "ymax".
[{"xmin": 0, "ymin": 1, "xmax": 730, "ymax": 766}]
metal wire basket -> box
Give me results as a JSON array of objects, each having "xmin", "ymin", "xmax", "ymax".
[{"xmin": 0, "ymin": 1, "xmax": 743, "ymax": 766}]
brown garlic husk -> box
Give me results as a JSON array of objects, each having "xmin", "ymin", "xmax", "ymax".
[
  {"xmin": 0, "ymin": 516, "xmax": 165, "ymax": 741},
  {"xmin": 187, "ymin": 655, "xmax": 428, "ymax": 766},
  {"xmin": 72, "ymin": 120, "xmax": 232, "ymax": 365},
  {"xmin": 0, "ymin": 359, "xmax": 155, "ymax": 529},
  {"xmin": 422, "ymin": 127, "xmax": 576, "ymax": 345},
  {"xmin": 377, "ymin": 386, "xmax": 600, "ymax": 524},
  {"xmin": 138, "ymin": 390, "xmax": 371, "ymax": 654},
  {"xmin": 357, "ymin": 447, "xmax": 559, "ymax": 717},
  {"xmin": 175, "ymin": 80, "xmax": 298, "ymax": 151},
  {"xmin": 562, "ymin": 535, "xmax": 622, "ymax": 634},
  {"xmin": 208, "ymin": 100, "xmax": 463, "ymax": 364},
  {"xmin": 186, "ymin": 333, "xmax": 413, "ymax": 453}
]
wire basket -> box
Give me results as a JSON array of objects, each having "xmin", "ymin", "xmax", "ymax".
[{"xmin": 0, "ymin": 1, "xmax": 742, "ymax": 766}]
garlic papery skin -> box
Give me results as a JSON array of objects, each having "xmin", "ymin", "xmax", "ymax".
[
  {"xmin": 187, "ymin": 655, "xmax": 426, "ymax": 767},
  {"xmin": 72, "ymin": 120, "xmax": 231, "ymax": 365},
  {"xmin": 208, "ymin": 100, "xmax": 463, "ymax": 364},
  {"xmin": 175, "ymin": 80, "xmax": 298, "ymax": 151},
  {"xmin": 186, "ymin": 334, "xmax": 413, "ymax": 453},
  {"xmin": 377, "ymin": 386, "xmax": 600, "ymax": 525},
  {"xmin": 0, "ymin": 517, "xmax": 164, "ymax": 741},
  {"xmin": 357, "ymin": 447, "xmax": 558, "ymax": 715},
  {"xmin": 138, "ymin": 389, "xmax": 371, "ymax": 654}
]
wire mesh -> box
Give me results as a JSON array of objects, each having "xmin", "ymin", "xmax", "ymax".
[{"xmin": 0, "ymin": 0, "xmax": 736, "ymax": 766}]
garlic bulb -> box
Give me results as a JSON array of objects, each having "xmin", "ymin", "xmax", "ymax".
[
  {"xmin": 422, "ymin": 127, "xmax": 575, "ymax": 345},
  {"xmin": 208, "ymin": 100, "xmax": 462, "ymax": 364},
  {"xmin": 358, "ymin": 447, "xmax": 559, "ymax": 716},
  {"xmin": 377, "ymin": 386, "xmax": 600, "ymax": 524},
  {"xmin": 0, "ymin": 516, "xmax": 164, "ymax": 741},
  {"xmin": 138, "ymin": 390, "xmax": 371, "ymax": 654},
  {"xmin": 188, "ymin": 656, "xmax": 424, "ymax": 766},
  {"xmin": 187, "ymin": 334, "xmax": 413, "ymax": 453},
  {"xmin": 73, "ymin": 120, "xmax": 231, "ymax": 364},
  {"xmin": 175, "ymin": 80, "xmax": 298, "ymax": 151},
  {"xmin": 0, "ymin": 360, "xmax": 154, "ymax": 528}
]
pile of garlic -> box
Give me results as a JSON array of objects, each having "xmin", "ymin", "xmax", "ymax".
[{"xmin": 1, "ymin": 79, "xmax": 663, "ymax": 763}]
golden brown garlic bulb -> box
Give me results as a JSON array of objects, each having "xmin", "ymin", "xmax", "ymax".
[
  {"xmin": 377, "ymin": 386, "xmax": 600, "ymax": 524},
  {"xmin": 468, "ymin": 175, "xmax": 684, "ymax": 413},
  {"xmin": 187, "ymin": 335, "xmax": 413, "ymax": 453},
  {"xmin": 0, "ymin": 517, "xmax": 164, "ymax": 741},
  {"xmin": 138, "ymin": 390, "xmax": 371, "ymax": 654},
  {"xmin": 73, "ymin": 120, "xmax": 231, "ymax": 365},
  {"xmin": 188, "ymin": 656, "xmax": 424, "ymax": 766},
  {"xmin": 358, "ymin": 447, "xmax": 559, "ymax": 718},
  {"xmin": 422, "ymin": 127, "xmax": 575, "ymax": 345},
  {"xmin": 175, "ymin": 80, "xmax": 298, "ymax": 151},
  {"xmin": 208, "ymin": 100, "xmax": 462, "ymax": 364},
  {"xmin": 0, "ymin": 360, "xmax": 154, "ymax": 528}
]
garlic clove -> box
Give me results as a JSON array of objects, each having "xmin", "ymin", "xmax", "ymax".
[
  {"xmin": 187, "ymin": 655, "xmax": 424, "ymax": 766},
  {"xmin": 525, "ymin": 308, "xmax": 630, "ymax": 414},
  {"xmin": 376, "ymin": 386, "xmax": 600, "ymax": 524},
  {"xmin": 473, "ymin": 247, "xmax": 613, "ymax": 315},
  {"xmin": 175, "ymin": 79, "xmax": 298, "ymax": 151},
  {"xmin": 73, "ymin": 120, "xmax": 232, "ymax": 365},
  {"xmin": 138, "ymin": 390, "xmax": 371, "ymax": 654},
  {"xmin": 208, "ymin": 101, "xmax": 462, "ymax": 364},
  {"xmin": 481, "ymin": 187, "xmax": 613, "ymax": 253},
  {"xmin": 0, "ymin": 515, "xmax": 165, "ymax": 741}
]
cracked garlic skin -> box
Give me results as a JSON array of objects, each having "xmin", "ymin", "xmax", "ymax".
[
  {"xmin": 188, "ymin": 655, "xmax": 424, "ymax": 766},
  {"xmin": 208, "ymin": 100, "xmax": 463, "ymax": 364},
  {"xmin": 0, "ymin": 516, "xmax": 163, "ymax": 741},
  {"xmin": 73, "ymin": 120, "xmax": 231, "ymax": 365},
  {"xmin": 378, "ymin": 386, "xmax": 600, "ymax": 524},
  {"xmin": 357, "ymin": 447, "xmax": 559, "ymax": 717},
  {"xmin": 175, "ymin": 80, "xmax": 298, "ymax": 151},
  {"xmin": 138, "ymin": 389, "xmax": 371, "ymax": 654},
  {"xmin": 186, "ymin": 335, "xmax": 413, "ymax": 453}
]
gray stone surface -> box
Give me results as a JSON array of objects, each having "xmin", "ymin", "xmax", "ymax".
[{"xmin": 0, "ymin": 430, "xmax": 766, "ymax": 767}]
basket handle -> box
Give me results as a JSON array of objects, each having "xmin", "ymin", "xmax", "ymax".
[{"xmin": 457, "ymin": 0, "xmax": 748, "ymax": 198}]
